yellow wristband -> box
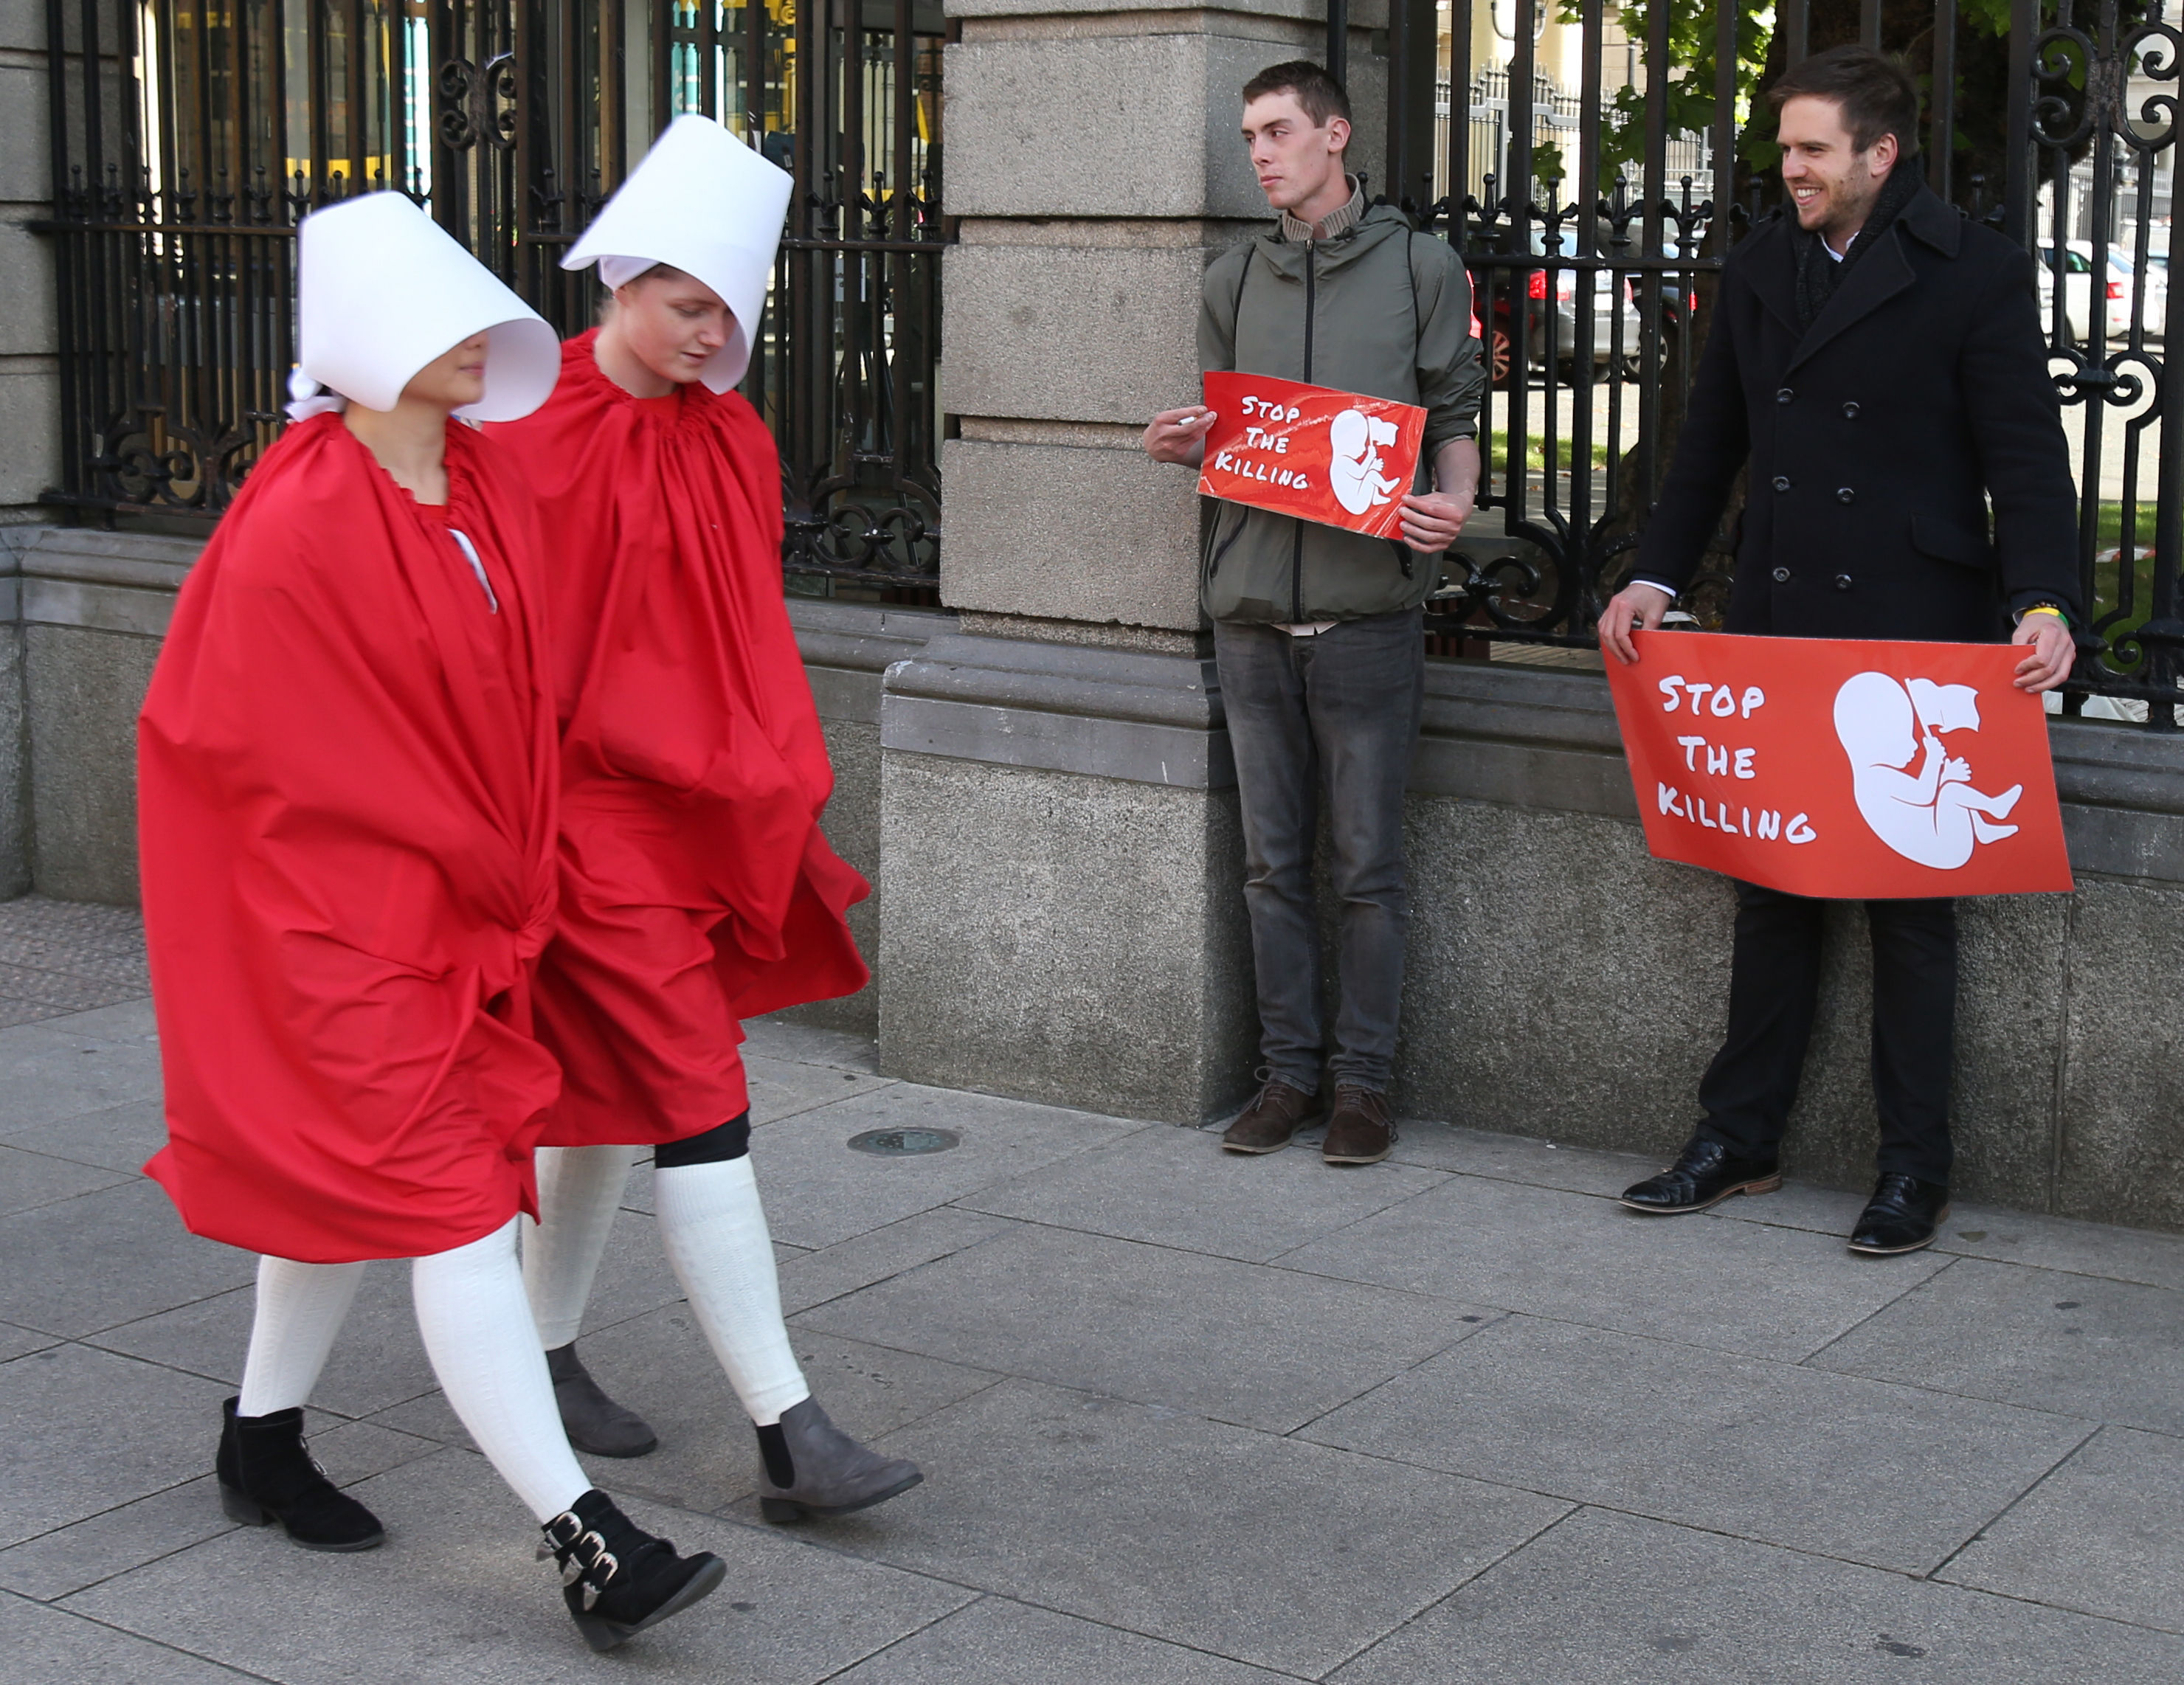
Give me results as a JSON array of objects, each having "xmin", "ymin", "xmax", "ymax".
[{"xmin": 2020, "ymin": 605, "xmax": 2067, "ymax": 625}]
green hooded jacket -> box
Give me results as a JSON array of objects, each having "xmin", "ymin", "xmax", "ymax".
[{"xmin": 1197, "ymin": 202, "xmax": 1485, "ymax": 624}]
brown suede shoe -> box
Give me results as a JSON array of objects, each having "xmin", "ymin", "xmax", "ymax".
[
  {"xmin": 1220, "ymin": 1079, "xmax": 1322, "ymax": 1154},
  {"xmin": 1322, "ymin": 1086, "xmax": 1396, "ymax": 1165}
]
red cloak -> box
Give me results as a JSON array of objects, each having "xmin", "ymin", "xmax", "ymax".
[
  {"xmin": 139, "ymin": 415, "xmax": 562, "ymax": 1263},
  {"xmin": 486, "ymin": 332, "xmax": 868, "ymax": 1147}
]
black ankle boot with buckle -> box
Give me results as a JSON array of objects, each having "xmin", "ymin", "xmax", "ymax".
[
  {"xmin": 216, "ymin": 1397, "xmax": 385, "ymax": 1551},
  {"xmin": 542, "ymin": 1488, "xmax": 727, "ymax": 1653}
]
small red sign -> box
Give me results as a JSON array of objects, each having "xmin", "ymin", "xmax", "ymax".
[
  {"xmin": 1198, "ymin": 372, "xmax": 1427, "ymax": 541},
  {"xmin": 1606, "ymin": 632, "xmax": 2073, "ymax": 899}
]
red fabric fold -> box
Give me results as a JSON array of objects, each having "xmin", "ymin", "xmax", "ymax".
[
  {"xmin": 488, "ymin": 332, "xmax": 868, "ymax": 1146},
  {"xmin": 138, "ymin": 415, "xmax": 563, "ymax": 1263}
]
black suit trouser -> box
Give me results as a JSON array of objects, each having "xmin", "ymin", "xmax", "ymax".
[{"xmin": 1693, "ymin": 881, "xmax": 1956, "ymax": 1184}]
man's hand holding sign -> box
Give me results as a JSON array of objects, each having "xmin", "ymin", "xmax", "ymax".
[{"xmin": 1145, "ymin": 373, "xmax": 1473, "ymax": 553}]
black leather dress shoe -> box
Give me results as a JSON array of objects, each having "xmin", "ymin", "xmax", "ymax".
[
  {"xmin": 1620, "ymin": 1137, "xmax": 1783, "ymax": 1214},
  {"xmin": 1848, "ymin": 1173, "xmax": 1950, "ymax": 1255}
]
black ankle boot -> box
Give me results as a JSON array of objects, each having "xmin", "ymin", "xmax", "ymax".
[
  {"xmin": 216, "ymin": 1397, "xmax": 385, "ymax": 1551},
  {"xmin": 542, "ymin": 1489, "xmax": 726, "ymax": 1653}
]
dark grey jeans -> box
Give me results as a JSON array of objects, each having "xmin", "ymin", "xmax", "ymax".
[{"xmin": 1212, "ymin": 609, "xmax": 1426, "ymax": 1096}]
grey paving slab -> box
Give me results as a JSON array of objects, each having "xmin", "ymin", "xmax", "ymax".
[
  {"xmin": 1698, "ymin": 1177, "xmax": 1873, "ymax": 1238},
  {"xmin": 0, "ymin": 1321, "xmax": 60, "ymax": 1362},
  {"xmin": 742, "ymin": 1011, "xmax": 883, "ymax": 1074},
  {"xmin": 0, "ymin": 1142, "xmax": 129, "ymax": 1216},
  {"xmin": 94, "ymin": 1270, "xmax": 432, "ymax": 1417},
  {"xmin": 0, "ymin": 1019, "xmax": 165, "ymax": 1131},
  {"xmin": 799, "ymin": 1221, "xmax": 1485, "ymax": 1433},
  {"xmin": 1276, "ymin": 1173, "xmax": 1948, "ymax": 1362},
  {"xmin": 542, "ymin": 1307, "xmax": 998, "ymax": 1515},
  {"xmin": 747, "ymin": 1084, "xmax": 1149, "ymax": 1250},
  {"xmin": 1328, "ymin": 1505, "xmax": 2184, "ymax": 1685},
  {"xmin": 108, "ymin": 1239, "xmax": 671, "ymax": 1450},
  {"xmin": 1930, "ymin": 1203, "xmax": 2184, "ymax": 1291},
  {"xmin": 778, "ymin": 1207, "xmax": 1022, "ymax": 1317},
  {"xmin": 1, "ymin": 1589, "xmax": 256, "ymax": 1684},
  {"xmin": 747, "ymin": 1051, "xmax": 894, "ymax": 1124},
  {"xmin": 1301, "ymin": 1315, "xmax": 2093, "ymax": 1575},
  {"xmin": 69, "ymin": 1445, "xmax": 974, "ymax": 1685},
  {"xmin": 0, "ymin": 896, "xmax": 150, "ymax": 954},
  {"xmin": 0, "ymin": 1182, "xmax": 255, "ymax": 1338},
  {"xmin": 830, "ymin": 1596, "xmax": 1302, "ymax": 1684},
  {"xmin": 0, "ymin": 1475, "xmax": 237, "ymax": 1602},
  {"xmin": 0, "ymin": 1098, "xmax": 169, "ymax": 1176},
  {"xmin": 959, "ymin": 1124, "xmax": 1451, "ymax": 1263},
  {"xmin": 1811, "ymin": 1257, "xmax": 2184, "ymax": 1435},
  {"xmin": 41, "ymin": 997, "xmax": 159, "ymax": 1042},
  {"xmin": 91, "ymin": 1206, "xmax": 684, "ymax": 1419},
  {"xmin": 1704, "ymin": 1180, "xmax": 2184, "ymax": 1292},
  {"xmin": 0, "ymin": 961, "xmax": 144, "ymax": 1012},
  {"xmin": 0, "ymin": 998, "xmax": 64, "ymax": 1030},
  {"xmin": 1939, "ymin": 1426, "xmax": 2184, "ymax": 1632},
  {"xmin": 1388, "ymin": 1118, "xmax": 1662, "ymax": 1197},
  {"xmin": 0, "ymin": 1344, "xmax": 232, "ymax": 1551},
  {"xmin": 826, "ymin": 1379, "xmax": 1568, "ymax": 1679}
]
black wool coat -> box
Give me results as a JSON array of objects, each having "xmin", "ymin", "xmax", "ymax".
[{"xmin": 1634, "ymin": 184, "xmax": 2081, "ymax": 640}]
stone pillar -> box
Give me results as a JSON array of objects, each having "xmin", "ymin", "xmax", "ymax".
[
  {"xmin": 875, "ymin": 3, "xmax": 1386, "ymax": 1122},
  {"xmin": 0, "ymin": 0, "xmax": 59, "ymax": 894},
  {"xmin": 1, "ymin": 0, "xmax": 60, "ymax": 525}
]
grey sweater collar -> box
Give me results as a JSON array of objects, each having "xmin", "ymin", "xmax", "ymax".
[{"xmin": 1280, "ymin": 177, "xmax": 1366, "ymax": 243}]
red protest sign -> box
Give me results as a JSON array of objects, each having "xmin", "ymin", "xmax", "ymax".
[
  {"xmin": 1198, "ymin": 371, "xmax": 1427, "ymax": 541},
  {"xmin": 1606, "ymin": 632, "xmax": 2073, "ymax": 899}
]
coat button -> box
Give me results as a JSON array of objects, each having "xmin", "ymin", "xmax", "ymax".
[
  {"xmin": 1772, "ymin": 567, "xmax": 1791, "ymax": 583},
  {"xmin": 1772, "ymin": 475, "xmax": 1791, "ymax": 492},
  {"xmin": 1842, "ymin": 401, "xmax": 1860, "ymax": 419},
  {"xmin": 1834, "ymin": 573, "xmax": 1853, "ymax": 590},
  {"xmin": 1777, "ymin": 387, "xmax": 1794, "ymax": 404},
  {"xmin": 1836, "ymin": 486, "xmax": 1856, "ymax": 504}
]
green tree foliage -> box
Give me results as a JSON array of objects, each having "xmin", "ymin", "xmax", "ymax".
[{"xmin": 1557, "ymin": 0, "xmax": 2077, "ymax": 205}]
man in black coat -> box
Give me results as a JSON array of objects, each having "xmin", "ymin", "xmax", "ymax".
[{"xmin": 1598, "ymin": 45, "xmax": 2080, "ymax": 1256}]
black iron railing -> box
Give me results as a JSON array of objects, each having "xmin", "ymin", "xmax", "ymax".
[
  {"xmin": 1390, "ymin": 0, "xmax": 2183, "ymax": 727},
  {"xmin": 39, "ymin": 0, "xmax": 949, "ymax": 595}
]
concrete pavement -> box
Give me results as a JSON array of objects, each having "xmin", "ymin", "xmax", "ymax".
[{"xmin": 1, "ymin": 893, "xmax": 2180, "ymax": 1681}]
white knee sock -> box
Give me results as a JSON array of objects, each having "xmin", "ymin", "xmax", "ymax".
[
  {"xmin": 411, "ymin": 1219, "xmax": 591, "ymax": 1523},
  {"xmin": 523, "ymin": 1143, "xmax": 640, "ymax": 1350},
  {"xmin": 237, "ymin": 1256, "xmax": 368, "ymax": 1417},
  {"xmin": 652, "ymin": 1158, "xmax": 810, "ymax": 1427}
]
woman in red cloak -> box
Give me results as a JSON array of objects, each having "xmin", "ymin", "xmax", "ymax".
[
  {"xmin": 488, "ymin": 117, "xmax": 918, "ymax": 1521},
  {"xmin": 139, "ymin": 191, "xmax": 723, "ymax": 1653}
]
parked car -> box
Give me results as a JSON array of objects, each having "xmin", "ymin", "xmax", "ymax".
[
  {"xmin": 2036, "ymin": 243, "xmax": 2131, "ymax": 343},
  {"xmin": 2113, "ymin": 246, "xmax": 2167, "ymax": 340},
  {"xmin": 1468, "ymin": 229, "xmax": 1645, "ymax": 386}
]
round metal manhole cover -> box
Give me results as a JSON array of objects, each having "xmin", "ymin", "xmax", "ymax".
[{"xmin": 847, "ymin": 1127, "xmax": 960, "ymax": 1157}]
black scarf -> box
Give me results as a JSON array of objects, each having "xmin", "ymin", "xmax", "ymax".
[{"xmin": 1793, "ymin": 165, "xmax": 1924, "ymax": 328}]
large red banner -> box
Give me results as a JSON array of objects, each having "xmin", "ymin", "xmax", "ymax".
[
  {"xmin": 1606, "ymin": 632, "xmax": 2073, "ymax": 899},
  {"xmin": 1198, "ymin": 372, "xmax": 1427, "ymax": 541}
]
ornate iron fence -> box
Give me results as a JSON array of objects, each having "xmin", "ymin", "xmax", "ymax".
[
  {"xmin": 38, "ymin": 0, "xmax": 950, "ymax": 592},
  {"xmin": 1402, "ymin": 0, "xmax": 2183, "ymax": 727}
]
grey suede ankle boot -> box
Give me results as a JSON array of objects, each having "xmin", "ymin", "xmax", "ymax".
[
  {"xmin": 756, "ymin": 1397, "xmax": 922, "ymax": 1522},
  {"xmin": 547, "ymin": 1343, "xmax": 658, "ymax": 1458}
]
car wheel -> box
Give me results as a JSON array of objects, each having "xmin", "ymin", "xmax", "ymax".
[{"xmin": 1488, "ymin": 327, "xmax": 1514, "ymax": 388}]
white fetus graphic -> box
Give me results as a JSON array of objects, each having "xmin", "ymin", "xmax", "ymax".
[
  {"xmin": 1327, "ymin": 409, "xmax": 1405, "ymax": 516},
  {"xmin": 1833, "ymin": 671, "xmax": 2022, "ymax": 870}
]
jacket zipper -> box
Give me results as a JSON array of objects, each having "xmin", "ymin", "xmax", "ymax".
[{"xmin": 1294, "ymin": 242, "xmax": 1315, "ymax": 623}]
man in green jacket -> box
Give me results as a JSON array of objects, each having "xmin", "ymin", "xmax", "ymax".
[{"xmin": 1143, "ymin": 60, "xmax": 1485, "ymax": 1164}]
